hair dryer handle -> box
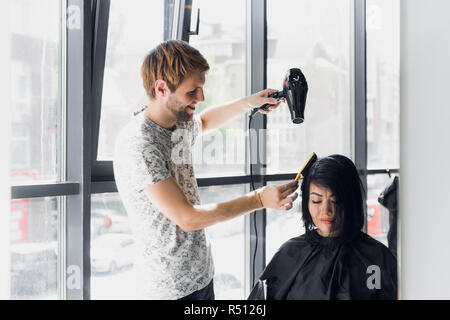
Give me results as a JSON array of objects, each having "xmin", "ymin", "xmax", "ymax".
[
  {"xmin": 258, "ymin": 103, "xmax": 271, "ymax": 111},
  {"xmin": 254, "ymin": 91, "xmax": 285, "ymax": 112}
]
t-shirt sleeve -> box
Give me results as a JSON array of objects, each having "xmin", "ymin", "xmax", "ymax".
[
  {"xmin": 137, "ymin": 143, "xmax": 171, "ymax": 191},
  {"xmin": 192, "ymin": 114, "xmax": 203, "ymax": 145}
]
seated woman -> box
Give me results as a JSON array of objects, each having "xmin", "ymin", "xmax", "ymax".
[{"xmin": 248, "ymin": 154, "xmax": 397, "ymax": 300}]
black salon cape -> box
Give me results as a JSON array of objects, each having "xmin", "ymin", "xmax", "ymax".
[{"xmin": 248, "ymin": 230, "xmax": 397, "ymax": 300}]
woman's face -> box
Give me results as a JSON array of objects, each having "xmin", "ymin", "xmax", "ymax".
[{"xmin": 308, "ymin": 182, "xmax": 339, "ymax": 237}]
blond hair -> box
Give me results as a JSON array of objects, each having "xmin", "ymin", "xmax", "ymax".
[{"xmin": 140, "ymin": 40, "xmax": 209, "ymax": 99}]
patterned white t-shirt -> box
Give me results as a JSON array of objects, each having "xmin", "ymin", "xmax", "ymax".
[{"xmin": 113, "ymin": 110, "xmax": 214, "ymax": 299}]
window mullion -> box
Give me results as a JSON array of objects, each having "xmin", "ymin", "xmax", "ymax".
[
  {"xmin": 66, "ymin": 0, "xmax": 93, "ymax": 300},
  {"xmin": 354, "ymin": 0, "xmax": 368, "ymax": 232},
  {"xmin": 246, "ymin": 0, "xmax": 267, "ymax": 295}
]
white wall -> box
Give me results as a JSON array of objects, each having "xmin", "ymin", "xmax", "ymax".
[{"xmin": 400, "ymin": 0, "xmax": 450, "ymax": 299}]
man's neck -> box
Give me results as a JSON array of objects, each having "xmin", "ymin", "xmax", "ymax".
[{"xmin": 143, "ymin": 101, "xmax": 176, "ymax": 130}]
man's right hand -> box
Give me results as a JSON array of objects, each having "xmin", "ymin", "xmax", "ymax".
[{"xmin": 258, "ymin": 180, "xmax": 299, "ymax": 211}]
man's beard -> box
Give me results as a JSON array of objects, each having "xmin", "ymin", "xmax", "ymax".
[{"xmin": 166, "ymin": 94, "xmax": 193, "ymax": 122}]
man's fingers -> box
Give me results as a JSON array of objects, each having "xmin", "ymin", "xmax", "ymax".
[
  {"xmin": 269, "ymin": 103, "xmax": 281, "ymax": 110},
  {"xmin": 280, "ymin": 185, "xmax": 298, "ymax": 198},
  {"xmin": 265, "ymin": 88, "xmax": 277, "ymax": 96},
  {"xmin": 280, "ymin": 192, "xmax": 299, "ymax": 206},
  {"xmin": 286, "ymin": 180, "xmax": 299, "ymax": 187},
  {"xmin": 279, "ymin": 180, "xmax": 299, "ymax": 193},
  {"xmin": 257, "ymin": 101, "xmax": 281, "ymax": 114},
  {"xmin": 280, "ymin": 202, "xmax": 294, "ymax": 211},
  {"xmin": 279, "ymin": 180, "xmax": 298, "ymax": 189}
]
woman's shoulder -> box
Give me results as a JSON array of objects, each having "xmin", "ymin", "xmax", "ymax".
[
  {"xmin": 279, "ymin": 233, "xmax": 310, "ymax": 251},
  {"xmin": 355, "ymin": 231, "xmax": 397, "ymax": 262},
  {"xmin": 259, "ymin": 233, "xmax": 311, "ymax": 281},
  {"xmin": 358, "ymin": 232, "xmax": 390, "ymax": 249}
]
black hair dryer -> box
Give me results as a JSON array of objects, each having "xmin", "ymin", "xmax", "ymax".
[{"xmin": 252, "ymin": 68, "xmax": 308, "ymax": 124}]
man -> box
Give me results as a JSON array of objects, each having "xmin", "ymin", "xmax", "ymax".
[{"xmin": 113, "ymin": 40, "xmax": 299, "ymax": 300}]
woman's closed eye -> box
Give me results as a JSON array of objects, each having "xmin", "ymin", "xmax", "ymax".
[{"xmin": 311, "ymin": 200, "xmax": 337, "ymax": 204}]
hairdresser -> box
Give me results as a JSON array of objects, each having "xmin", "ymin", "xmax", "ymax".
[{"xmin": 113, "ymin": 40, "xmax": 299, "ymax": 300}]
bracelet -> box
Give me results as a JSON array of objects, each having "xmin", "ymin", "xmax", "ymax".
[{"xmin": 254, "ymin": 189, "xmax": 264, "ymax": 208}]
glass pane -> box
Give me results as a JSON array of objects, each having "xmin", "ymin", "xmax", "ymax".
[
  {"xmin": 366, "ymin": 0, "xmax": 400, "ymax": 169},
  {"xmin": 265, "ymin": 181, "xmax": 303, "ymax": 264},
  {"xmin": 90, "ymin": 193, "xmax": 135, "ymax": 300},
  {"xmin": 8, "ymin": 197, "xmax": 60, "ymax": 300},
  {"xmin": 199, "ymin": 184, "xmax": 247, "ymax": 300},
  {"xmin": 190, "ymin": 0, "xmax": 247, "ymax": 177},
  {"xmin": 91, "ymin": 187, "xmax": 247, "ymax": 300},
  {"xmin": 98, "ymin": 0, "xmax": 169, "ymax": 160},
  {"xmin": 9, "ymin": 0, "xmax": 62, "ymax": 184},
  {"xmin": 266, "ymin": 0, "xmax": 352, "ymax": 173},
  {"xmin": 367, "ymin": 174, "xmax": 398, "ymax": 248}
]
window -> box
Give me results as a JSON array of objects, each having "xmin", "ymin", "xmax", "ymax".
[
  {"xmin": 97, "ymin": 0, "xmax": 169, "ymax": 160},
  {"xmin": 265, "ymin": 181, "xmax": 303, "ymax": 263},
  {"xmin": 90, "ymin": 186, "xmax": 247, "ymax": 300},
  {"xmin": 190, "ymin": 0, "xmax": 247, "ymax": 177},
  {"xmin": 200, "ymin": 184, "xmax": 247, "ymax": 300},
  {"xmin": 90, "ymin": 193, "xmax": 134, "ymax": 300},
  {"xmin": 365, "ymin": 0, "xmax": 399, "ymax": 252},
  {"xmin": 366, "ymin": 173, "xmax": 398, "ymax": 247},
  {"xmin": 266, "ymin": 0, "xmax": 352, "ymax": 174},
  {"xmin": 366, "ymin": 0, "xmax": 400, "ymax": 169},
  {"xmin": 9, "ymin": 0, "xmax": 62, "ymax": 184},
  {"xmin": 8, "ymin": 197, "xmax": 61, "ymax": 300}
]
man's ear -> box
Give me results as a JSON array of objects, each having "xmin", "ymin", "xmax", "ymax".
[{"xmin": 154, "ymin": 80, "xmax": 169, "ymax": 98}]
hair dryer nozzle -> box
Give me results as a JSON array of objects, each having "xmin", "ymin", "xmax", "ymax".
[{"xmin": 292, "ymin": 117, "xmax": 304, "ymax": 124}]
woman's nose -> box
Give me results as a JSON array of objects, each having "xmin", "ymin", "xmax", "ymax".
[{"xmin": 320, "ymin": 201, "xmax": 334, "ymax": 216}]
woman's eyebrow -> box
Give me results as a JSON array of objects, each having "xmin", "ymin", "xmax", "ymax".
[{"xmin": 310, "ymin": 192, "xmax": 322, "ymax": 197}]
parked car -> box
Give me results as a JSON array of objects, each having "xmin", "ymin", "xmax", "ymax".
[
  {"xmin": 91, "ymin": 233, "xmax": 135, "ymax": 274},
  {"xmin": 91, "ymin": 210, "xmax": 113, "ymax": 238},
  {"xmin": 10, "ymin": 241, "xmax": 58, "ymax": 299},
  {"xmin": 91, "ymin": 209, "xmax": 131, "ymax": 238}
]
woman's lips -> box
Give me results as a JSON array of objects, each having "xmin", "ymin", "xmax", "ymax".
[{"xmin": 320, "ymin": 219, "xmax": 332, "ymax": 224}]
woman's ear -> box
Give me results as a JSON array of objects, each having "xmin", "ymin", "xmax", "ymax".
[{"xmin": 154, "ymin": 80, "xmax": 169, "ymax": 98}]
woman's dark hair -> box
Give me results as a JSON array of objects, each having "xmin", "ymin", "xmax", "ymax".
[{"xmin": 301, "ymin": 154, "xmax": 365, "ymax": 243}]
